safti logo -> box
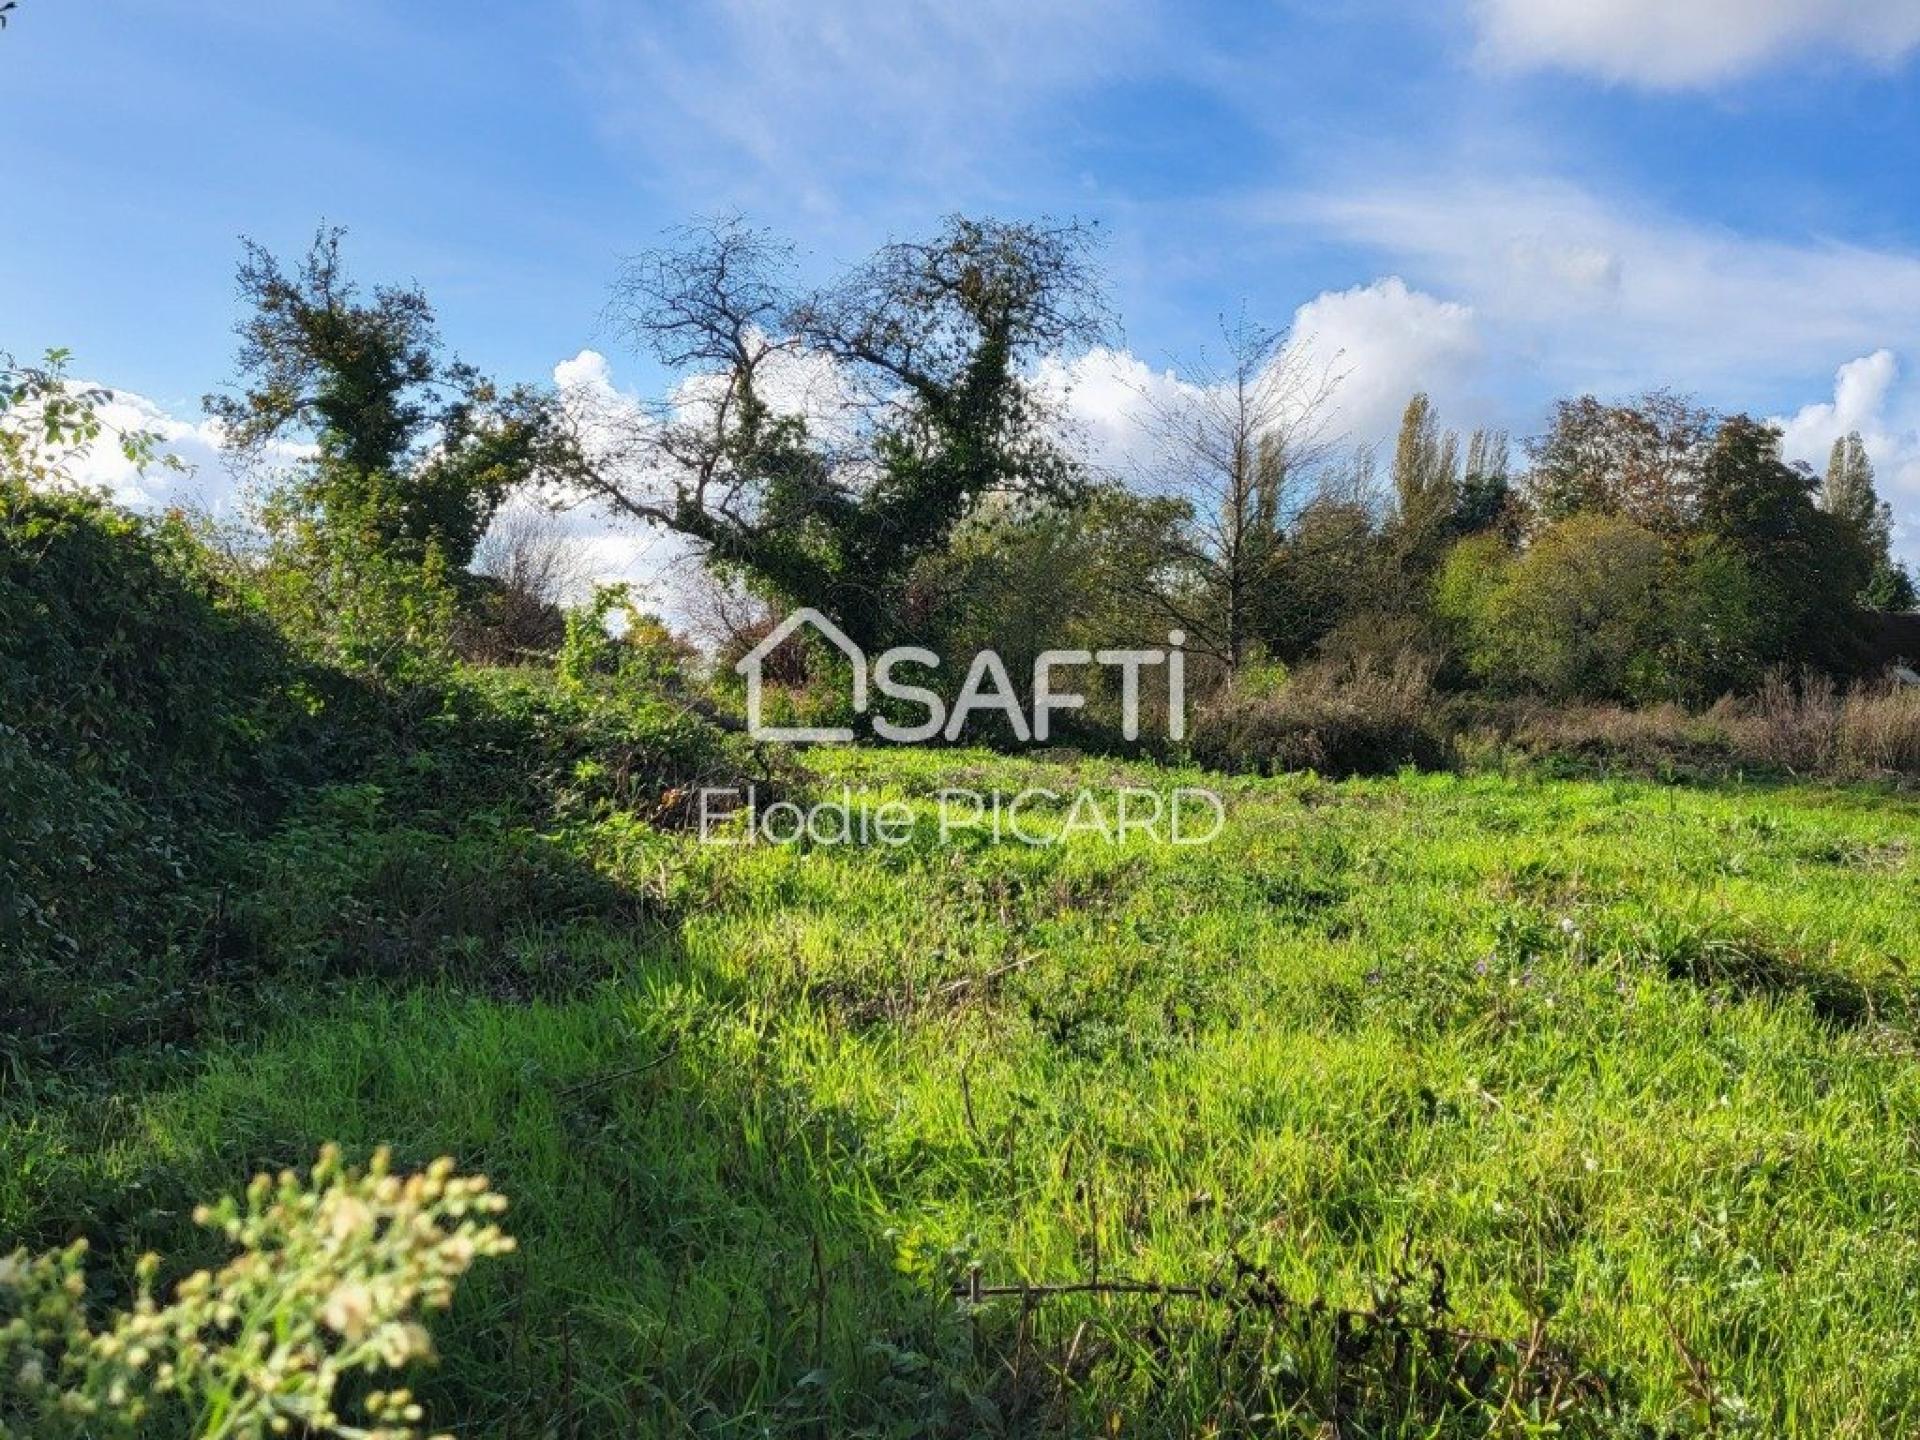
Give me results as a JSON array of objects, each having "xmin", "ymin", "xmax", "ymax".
[{"xmin": 735, "ymin": 608, "xmax": 1189, "ymax": 746}]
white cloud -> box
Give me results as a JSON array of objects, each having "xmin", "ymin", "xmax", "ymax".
[
  {"xmin": 1035, "ymin": 345, "xmax": 1183, "ymax": 478},
  {"xmin": 570, "ymin": 0, "xmax": 1156, "ymax": 204},
  {"xmin": 1296, "ymin": 174, "xmax": 1920, "ymax": 399},
  {"xmin": 544, "ymin": 348, "xmax": 683, "ymax": 600},
  {"xmin": 16, "ymin": 381, "xmax": 284, "ymax": 515},
  {"xmin": 1774, "ymin": 349, "xmax": 1920, "ymax": 560},
  {"xmin": 1289, "ymin": 277, "xmax": 1483, "ymax": 447},
  {"xmin": 27, "ymin": 364, "xmax": 680, "ymax": 605},
  {"xmin": 552, "ymin": 349, "xmax": 613, "ymax": 393},
  {"xmin": 1037, "ymin": 278, "xmax": 1483, "ymax": 487},
  {"xmin": 1473, "ymin": 0, "xmax": 1920, "ymax": 87}
]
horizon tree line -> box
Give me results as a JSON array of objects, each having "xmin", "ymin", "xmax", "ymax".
[{"xmin": 92, "ymin": 215, "xmax": 1917, "ymax": 708}]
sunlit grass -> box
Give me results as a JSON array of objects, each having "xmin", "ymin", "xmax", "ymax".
[{"xmin": 7, "ymin": 755, "xmax": 1920, "ymax": 1435}]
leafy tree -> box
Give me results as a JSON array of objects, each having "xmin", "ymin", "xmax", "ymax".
[
  {"xmin": 206, "ymin": 227, "xmax": 566, "ymax": 573},
  {"xmin": 1388, "ymin": 391, "xmax": 1458, "ymax": 562},
  {"xmin": 1699, "ymin": 415, "xmax": 1869, "ymax": 673},
  {"xmin": 1442, "ymin": 514, "xmax": 1670, "ymax": 700},
  {"xmin": 1822, "ymin": 432, "xmax": 1914, "ymax": 610},
  {"xmin": 1524, "ymin": 390, "xmax": 1714, "ymax": 537},
  {"xmin": 575, "ymin": 215, "xmax": 1108, "ymax": 653},
  {"xmin": 1432, "ymin": 531, "xmax": 1511, "ymax": 666},
  {"xmin": 1454, "ymin": 428, "xmax": 1514, "ymax": 536},
  {"xmin": 1661, "ymin": 537, "xmax": 1770, "ymax": 700},
  {"xmin": 908, "ymin": 486, "xmax": 1188, "ymax": 733},
  {"xmin": 1262, "ymin": 490, "xmax": 1384, "ymax": 664},
  {"xmin": 1863, "ymin": 557, "xmax": 1917, "ymax": 612}
]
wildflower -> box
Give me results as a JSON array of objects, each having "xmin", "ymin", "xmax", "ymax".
[
  {"xmin": 327, "ymin": 1196, "xmax": 374, "ymax": 1241},
  {"xmin": 321, "ymin": 1282, "xmax": 375, "ymax": 1338}
]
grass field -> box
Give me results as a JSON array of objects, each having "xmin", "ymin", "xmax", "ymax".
[{"xmin": 7, "ymin": 750, "xmax": 1920, "ymax": 1436}]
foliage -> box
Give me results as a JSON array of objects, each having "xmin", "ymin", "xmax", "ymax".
[
  {"xmin": 1819, "ymin": 431, "xmax": 1911, "ymax": 610},
  {"xmin": 1523, "ymin": 389, "xmax": 1716, "ymax": 536},
  {"xmin": 1659, "ymin": 536, "xmax": 1772, "ymax": 700},
  {"xmin": 1442, "ymin": 513, "xmax": 1668, "ymax": 700},
  {"xmin": 1387, "ymin": 390, "xmax": 1458, "ymax": 565},
  {"xmin": 0, "ymin": 1146, "xmax": 511, "ymax": 1440},
  {"xmin": 250, "ymin": 518, "xmax": 462, "ymax": 688},
  {"xmin": 554, "ymin": 584, "xmax": 692, "ymax": 691},
  {"xmin": 1190, "ymin": 652, "xmax": 1448, "ymax": 775},
  {"xmin": 1697, "ymin": 415, "xmax": 1868, "ymax": 675},
  {"xmin": 1259, "ymin": 493, "xmax": 1387, "ymax": 664},
  {"xmin": 0, "ymin": 408, "xmax": 749, "ymax": 1067},
  {"xmin": 1, "ymin": 361, "xmax": 346, "ymax": 1061},
  {"xmin": 207, "ymin": 229, "xmax": 565, "ymax": 573},
  {"xmin": 575, "ymin": 215, "xmax": 1109, "ymax": 651},
  {"xmin": 201, "ymin": 231, "xmax": 576, "ymax": 688},
  {"xmin": 2, "ymin": 349, "xmax": 183, "ymax": 488},
  {"xmin": 905, "ymin": 486, "xmax": 1189, "ymax": 739},
  {"xmin": 1437, "ymin": 418, "xmax": 1873, "ymax": 703}
]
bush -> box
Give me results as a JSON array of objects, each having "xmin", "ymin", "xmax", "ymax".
[
  {"xmin": 1, "ymin": 476, "xmax": 756, "ymax": 1069},
  {"xmin": 1189, "ymin": 653, "xmax": 1448, "ymax": 776},
  {"xmin": 1475, "ymin": 673, "xmax": 1920, "ymax": 779},
  {"xmin": 1451, "ymin": 514, "xmax": 1670, "ymax": 701},
  {"xmin": 1468, "ymin": 699, "xmax": 1739, "ymax": 778},
  {"xmin": 0, "ymin": 481, "xmax": 346, "ymax": 1065},
  {"xmin": 0, "ymin": 1147, "xmax": 511, "ymax": 1440},
  {"xmin": 1736, "ymin": 671, "xmax": 1920, "ymax": 775}
]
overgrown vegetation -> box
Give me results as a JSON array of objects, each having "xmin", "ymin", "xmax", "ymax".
[
  {"xmin": 1, "ymin": 1146, "xmax": 511, "ymax": 1439},
  {"xmin": 10, "ymin": 750, "xmax": 1920, "ymax": 1435},
  {"xmin": 6, "ymin": 211, "xmax": 1920, "ymax": 1437}
]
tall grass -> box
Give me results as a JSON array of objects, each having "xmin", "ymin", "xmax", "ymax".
[
  {"xmin": 11, "ymin": 755, "xmax": 1920, "ymax": 1435},
  {"xmin": 1491, "ymin": 671, "xmax": 1920, "ymax": 779},
  {"xmin": 1190, "ymin": 653, "xmax": 1449, "ymax": 777}
]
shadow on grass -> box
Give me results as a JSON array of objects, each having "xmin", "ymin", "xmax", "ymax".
[{"xmin": 1621, "ymin": 914, "xmax": 1895, "ymax": 1031}]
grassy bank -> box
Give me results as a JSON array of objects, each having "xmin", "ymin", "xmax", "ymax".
[{"xmin": 7, "ymin": 751, "xmax": 1920, "ymax": 1435}]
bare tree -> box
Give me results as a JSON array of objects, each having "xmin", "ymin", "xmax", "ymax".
[
  {"xmin": 669, "ymin": 552, "xmax": 784, "ymax": 662},
  {"xmin": 457, "ymin": 506, "xmax": 594, "ymax": 662},
  {"xmin": 472, "ymin": 505, "xmax": 591, "ymax": 607},
  {"xmin": 558, "ymin": 214, "xmax": 1109, "ymax": 651},
  {"xmin": 1136, "ymin": 313, "xmax": 1338, "ymax": 673}
]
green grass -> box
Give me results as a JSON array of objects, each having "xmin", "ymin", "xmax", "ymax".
[{"xmin": 7, "ymin": 752, "xmax": 1920, "ymax": 1435}]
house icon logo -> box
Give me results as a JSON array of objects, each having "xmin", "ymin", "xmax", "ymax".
[
  {"xmin": 735, "ymin": 608, "xmax": 868, "ymax": 742},
  {"xmin": 736, "ymin": 608, "xmax": 1187, "ymax": 747}
]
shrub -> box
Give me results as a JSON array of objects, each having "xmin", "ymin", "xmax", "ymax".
[
  {"xmin": 1474, "ymin": 699, "xmax": 1739, "ymax": 778},
  {"xmin": 0, "ymin": 479, "xmax": 347, "ymax": 1065},
  {"xmin": 0, "ymin": 1147, "xmax": 511, "ymax": 1440},
  {"xmin": 1733, "ymin": 671, "xmax": 1920, "ymax": 775},
  {"xmin": 1471, "ymin": 514, "xmax": 1671, "ymax": 701},
  {"xmin": 1, "ymin": 468, "xmax": 753, "ymax": 1068},
  {"xmin": 1836, "ymin": 679, "xmax": 1920, "ymax": 772},
  {"xmin": 1190, "ymin": 653, "xmax": 1447, "ymax": 776},
  {"xmin": 1475, "ymin": 672, "xmax": 1920, "ymax": 779}
]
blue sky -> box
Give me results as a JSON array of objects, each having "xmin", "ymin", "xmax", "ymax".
[{"xmin": 7, "ymin": 0, "xmax": 1920, "ymax": 564}]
